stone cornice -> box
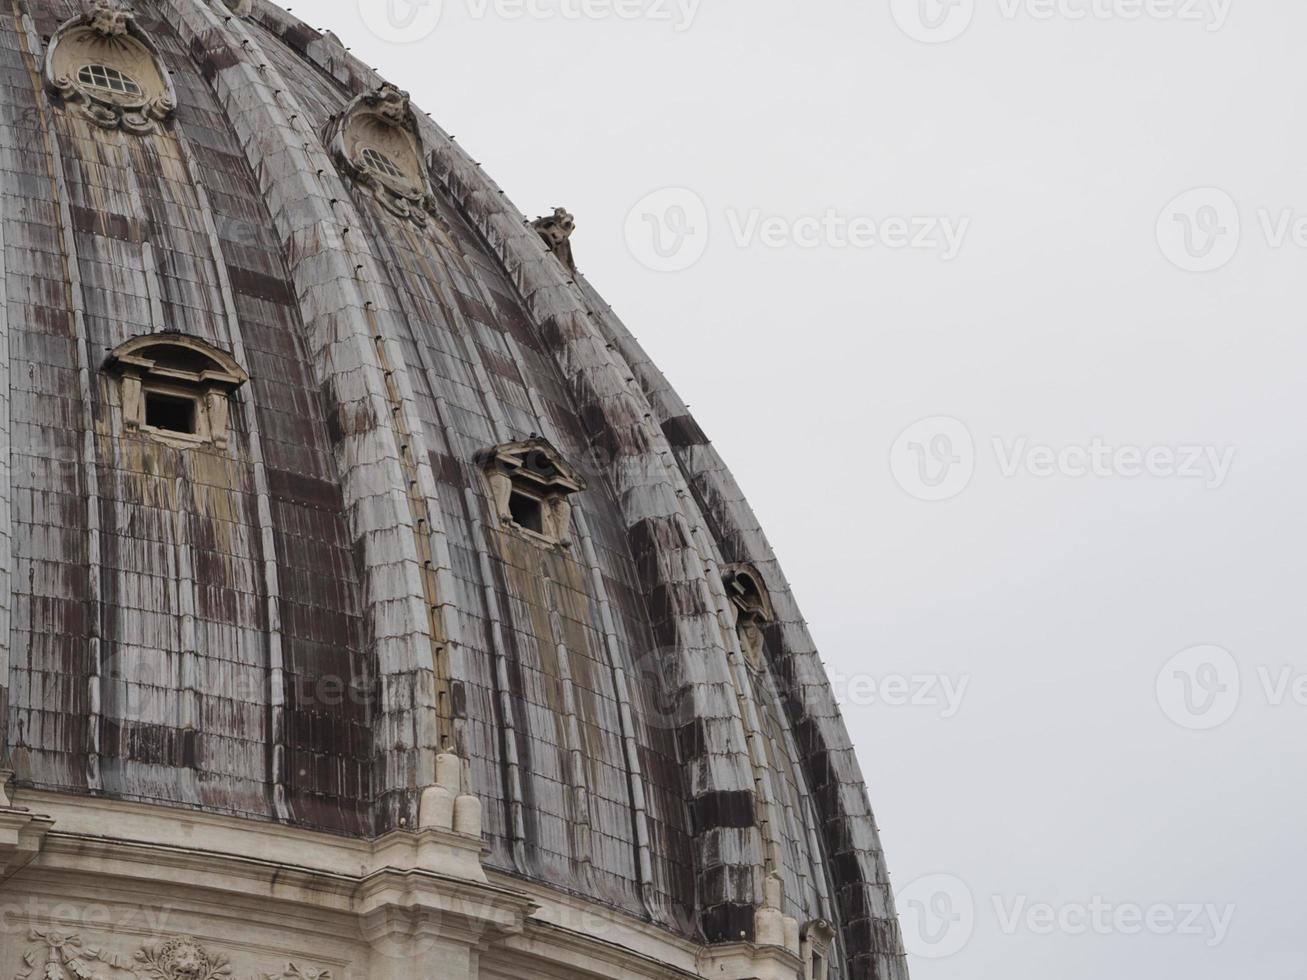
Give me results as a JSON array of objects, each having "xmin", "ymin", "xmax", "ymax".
[
  {"xmin": 0, "ymin": 770, "xmax": 54, "ymax": 882},
  {"xmin": 4, "ymin": 790, "xmax": 756, "ymax": 980}
]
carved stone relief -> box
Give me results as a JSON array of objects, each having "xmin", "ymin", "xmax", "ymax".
[
  {"xmin": 15, "ymin": 932, "xmax": 332, "ymax": 980},
  {"xmin": 44, "ymin": 3, "xmax": 178, "ymax": 135},
  {"xmin": 532, "ymin": 208, "xmax": 577, "ymax": 272},
  {"xmin": 326, "ymin": 84, "xmax": 439, "ymax": 226}
]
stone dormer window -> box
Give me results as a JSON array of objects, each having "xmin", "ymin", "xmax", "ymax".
[
  {"xmin": 723, "ymin": 564, "xmax": 775, "ymax": 670},
  {"xmin": 45, "ymin": 4, "xmax": 176, "ymax": 135},
  {"xmin": 480, "ymin": 439, "xmax": 585, "ymax": 546},
  {"xmin": 802, "ymin": 920, "xmax": 836, "ymax": 980},
  {"xmin": 326, "ymin": 84, "xmax": 437, "ymax": 226},
  {"xmin": 104, "ymin": 335, "xmax": 247, "ymax": 449}
]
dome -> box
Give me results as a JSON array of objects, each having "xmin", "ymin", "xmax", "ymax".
[{"xmin": 0, "ymin": 2, "xmax": 908, "ymax": 979}]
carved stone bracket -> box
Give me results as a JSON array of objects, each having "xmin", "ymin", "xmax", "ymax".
[
  {"xmin": 532, "ymin": 208, "xmax": 577, "ymax": 272},
  {"xmin": 15, "ymin": 932, "xmax": 333, "ymax": 980},
  {"xmin": 44, "ymin": 2, "xmax": 178, "ymax": 135}
]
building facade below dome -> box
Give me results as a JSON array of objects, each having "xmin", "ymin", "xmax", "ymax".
[{"xmin": 0, "ymin": 0, "xmax": 909, "ymax": 978}]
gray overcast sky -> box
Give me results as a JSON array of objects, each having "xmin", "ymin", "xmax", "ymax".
[{"xmin": 306, "ymin": 2, "xmax": 1302, "ymax": 976}]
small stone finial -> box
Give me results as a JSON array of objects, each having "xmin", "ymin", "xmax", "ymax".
[
  {"xmin": 532, "ymin": 207, "xmax": 577, "ymax": 272},
  {"xmin": 0, "ymin": 769, "xmax": 13, "ymax": 808}
]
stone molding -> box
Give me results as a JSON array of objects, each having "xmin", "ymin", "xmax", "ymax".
[
  {"xmin": 0, "ymin": 770, "xmax": 54, "ymax": 883},
  {"xmin": 0, "ymin": 786, "xmax": 817, "ymax": 980}
]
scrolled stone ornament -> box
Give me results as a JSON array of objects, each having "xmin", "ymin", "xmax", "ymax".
[
  {"xmin": 325, "ymin": 84, "xmax": 442, "ymax": 226},
  {"xmin": 44, "ymin": 3, "xmax": 178, "ymax": 135}
]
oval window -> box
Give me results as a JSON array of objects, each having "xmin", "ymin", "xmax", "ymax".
[
  {"xmin": 361, "ymin": 147, "xmax": 406, "ymax": 182},
  {"xmin": 77, "ymin": 64, "xmax": 143, "ymax": 99}
]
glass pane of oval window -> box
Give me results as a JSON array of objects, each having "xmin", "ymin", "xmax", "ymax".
[
  {"xmin": 77, "ymin": 64, "xmax": 142, "ymax": 98},
  {"xmin": 361, "ymin": 147, "xmax": 406, "ymax": 181}
]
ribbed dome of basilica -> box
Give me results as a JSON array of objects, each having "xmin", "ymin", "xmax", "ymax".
[{"xmin": 0, "ymin": 3, "xmax": 908, "ymax": 978}]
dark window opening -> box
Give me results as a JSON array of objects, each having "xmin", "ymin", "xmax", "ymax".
[
  {"xmin": 509, "ymin": 490, "xmax": 544, "ymax": 534},
  {"xmin": 145, "ymin": 392, "xmax": 196, "ymax": 435}
]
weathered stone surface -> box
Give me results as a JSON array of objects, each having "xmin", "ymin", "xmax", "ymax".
[{"xmin": 0, "ymin": 1, "xmax": 907, "ymax": 976}]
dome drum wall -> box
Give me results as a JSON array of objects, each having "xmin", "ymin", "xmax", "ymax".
[{"xmin": 0, "ymin": 0, "xmax": 909, "ymax": 977}]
